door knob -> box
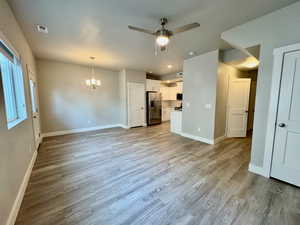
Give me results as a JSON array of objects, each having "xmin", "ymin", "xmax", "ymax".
[{"xmin": 278, "ymin": 123, "xmax": 286, "ymax": 128}]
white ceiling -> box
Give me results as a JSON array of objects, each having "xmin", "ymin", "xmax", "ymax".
[{"xmin": 9, "ymin": 0, "xmax": 298, "ymax": 75}]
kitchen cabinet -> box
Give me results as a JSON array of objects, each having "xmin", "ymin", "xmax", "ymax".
[
  {"xmin": 162, "ymin": 107, "xmax": 172, "ymax": 121},
  {"xmin": 177, "ymin": 82, "xmax": 183, "ymax": 93},
  {"xmin": 160, "ymin": 86, "xmax": 169, "ymax": 100},
  {"xmin": 170, "ymin": 111, "xmax": 182, "ymax": 134},
  {"xmin": 146, "ymin": 79, "xmax": 160, "ymax": 92},
  {"xmin": 160, "ymin": 85, "xmax": 180, "ymax": 101}
]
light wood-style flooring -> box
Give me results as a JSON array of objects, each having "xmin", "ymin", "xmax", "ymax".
[{"xmin": 16, "ymin": 123, "xmax": 300, "ymax": 225}]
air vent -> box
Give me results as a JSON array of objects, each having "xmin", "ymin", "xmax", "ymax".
[{"xmin": 36, "ymin": 25, "xmax": 48, "ymax": 34}]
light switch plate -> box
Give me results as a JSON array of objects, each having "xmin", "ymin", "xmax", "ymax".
[{"xmin": 205, "ymin": 104, "xmax": 212, "ymax": 109}]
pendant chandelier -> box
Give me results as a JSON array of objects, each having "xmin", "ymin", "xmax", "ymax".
[{"xmin": 86, "ymin": 56, "xmax": 101, "ymax": 89}]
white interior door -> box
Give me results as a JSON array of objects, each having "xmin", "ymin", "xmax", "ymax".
[
  {"xmin": 226, "ymin": 78, "xmax": 251, "ymax": 137},
  {"xmin": 28, "ymin": 67, "xmax": 41, "ymax": 149},
  {"xmin": 271, "ymin": 50, "xmax": 300, "ymax": 187},
  {"xmin": 127, "ymin": 82, "xmax": 145, "ymax": 128}
]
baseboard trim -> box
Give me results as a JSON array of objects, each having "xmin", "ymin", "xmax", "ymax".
[
  {"xmin": 42, "ymin": 124, "xmax": 123, "ymax": 138},
  {"xmin": 6, "ymin": 150, "xmax": 37, "ymax": 225},
  {"xmin": 248, "ymin": 163, "xmax": 269, "ymax": 178},
  {"xmin": 214, "ymin": 136, "xmax": 226, "ymax": 144},
  {"xmin": 118, "ymin": 124, "xmax": 130, "ymax": 129},
  {"xmin": 180, "ymin": 132, "xmax": 214, "ymax": 145}
]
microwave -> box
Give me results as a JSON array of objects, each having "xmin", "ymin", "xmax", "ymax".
[{"xmin": 176, "ymin": 93, "xmax": 183, "ymax": 101}]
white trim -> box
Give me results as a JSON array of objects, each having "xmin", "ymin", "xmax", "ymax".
[
  {"xmin": 6, "ymin": 150, "xmax": 37, "ymax": 225},
  {"xmin": 263, "ymin": 49, "xmax": 284, "ymax": 178},
  {"xmin": 42, "ymin": 124, "xmax": 122, "ymax": 138},
  {"xmin": 0, "ymin": 30, "xmax": 20, "ymax": 59},
  {"xmin": 248, "ymin": 163, "xmax": 268, "ymax": 177},
  {"xmin": 273, "ymin": 42, "xmax": 300, "ymax": 55},
  {"xmin": 214, "ymin": 135, "xmax": 226, "ymax": 144},
  {"xmin": 37, "ymin": 136, "xmax": 43, "ymax": 149},
  {"xmin": 118, "ymin": 124, "xmax": 130, "ymax": 129},
  {"xmin": 180, "ymin": 132, "xmax": 214, "ymax": 145}
]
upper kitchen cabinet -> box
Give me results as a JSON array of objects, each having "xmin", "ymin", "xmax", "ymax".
[
  {"xmin": 146, "ymin": 79, "xmax": 161, "ymax": 92},
  {"xmin": 177, "ymin": 82, "xmax": 183, "ymax": 93},
  {"xmin": 160, "ymin": 82, "xmax": 183, "ymax": 101}
]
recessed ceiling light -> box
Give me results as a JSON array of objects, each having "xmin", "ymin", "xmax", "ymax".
[
  {"xmin": 36, "ymin": 24, "xmax": 48, "ymax": 34},
  {"xmin": 167, "ymin": 65, "xmax": 172, "ymax": 69},
  {"xmin": 149, "ymin": 71, "xmax": 153, "ymax": 74},
  {"xmin": 189, "ymin": 51, "xmax": 195, "ymax": 56}
]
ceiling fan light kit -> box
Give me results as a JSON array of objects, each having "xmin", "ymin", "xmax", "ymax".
[{"xmin": 128, "ymin": 18, "xmax": 200, "ymax": 53}]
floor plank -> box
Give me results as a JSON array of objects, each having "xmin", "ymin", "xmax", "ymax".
[{"xmin": 15, "ymin": 123, "xmax": 300, "ymax": 225}]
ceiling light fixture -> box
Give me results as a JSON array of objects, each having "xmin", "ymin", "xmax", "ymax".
[
  {"xmin": 244, "ymin": 61, "xmax": 259, "ymax": 68},
  {"xmin": 36, "ymin": 24, "xmax": 48, "ymax": 34},
  {"xmin": 86, "ymin": 57, "xmax": 101, "ymax": 90},
  {"xmin": 167, "ymin": 65, "xmax": 173, "ymax": 69},
  {"xmin": 128, "ymin": 18, "xmax": 200, "ymax": 53},
  {"xmin": 189, "ymin": 51, "xmax": 195, "ymax": 56},
  {"xmin": 156, "ymin": 35, "xmax": 170, "ymax": 47}
]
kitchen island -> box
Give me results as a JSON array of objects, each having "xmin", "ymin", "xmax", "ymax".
[{"xmin": 170, "ymin": 110, "xmax": 182, "ymax": 134}]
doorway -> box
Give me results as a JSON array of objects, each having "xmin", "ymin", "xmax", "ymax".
[{"xmin": 226, "ymin": 69, "xmax": 258, "ymax": 138}]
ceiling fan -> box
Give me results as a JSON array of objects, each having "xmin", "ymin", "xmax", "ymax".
[{"xmin": 128, "ymin": 18, "xmax": 200, "ymax": 51}]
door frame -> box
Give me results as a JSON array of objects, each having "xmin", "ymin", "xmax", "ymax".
[
  {"xmin": 26, "ymin": 65, "xmax": 42, "ymax": 149},
  {"xmin": 127, "ymin": 82, "xmax": 146, "ymax": 128},
  {"xmin": 264, "ymin": 42, "xmax": 300, "ymax": 178},
  {"xmin": 225, "ymin": 78, "xmax": 251, "ymax": 137}
]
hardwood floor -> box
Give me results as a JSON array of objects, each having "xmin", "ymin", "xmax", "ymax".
[{"xmin": 16, "ymin": 123, "xmax": 300, "ymax": 225}]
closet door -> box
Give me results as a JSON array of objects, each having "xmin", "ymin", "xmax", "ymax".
[
  {"xmin": 127, "ymin": 82, "xmax": 145, "ymax": 127},
  {"xmin": 271, "ymin": 50, "xmax": 300, "ymax": 187}
]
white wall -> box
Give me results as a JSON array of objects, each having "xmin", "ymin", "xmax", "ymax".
[
  {"xmin": 0, "ymin": 0, "xmax": 37, "ymax": 224},
  {"xmin": 214, "ymin": 63, "xmax": 230, "ymax": 139},
  {"xmin": 182, "ymin": 50, "xmax": 219, "ymax": 141},
  {"xmin": 37, "ymin": 59, "xmax": 120, "ymax": 133},
  {"xmin": 221, "ymin": 1, "xmax": 300, "ymax": 168}
]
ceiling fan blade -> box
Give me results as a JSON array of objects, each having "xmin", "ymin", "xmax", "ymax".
[
  {"xmin": 172, "ymin": 23, "xmax": 200, "ymax": 34},
  {"xmin": 128, "ymin": 25, "xmax": 155, "ymax": 35}
]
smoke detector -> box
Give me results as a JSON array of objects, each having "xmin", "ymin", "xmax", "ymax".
[{"xmin": 36, "ymin": 25, "xmax": 48, "ymax": 34}]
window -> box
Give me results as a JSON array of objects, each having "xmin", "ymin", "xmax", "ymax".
[{"xmin": 0, "ymin": 40, "xmax": 27, "ymax": 129}]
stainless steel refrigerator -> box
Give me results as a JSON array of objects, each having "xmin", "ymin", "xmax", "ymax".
[{"xmin": 146, "ymin": 91, "xmax": 162, "ymax": 126}]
